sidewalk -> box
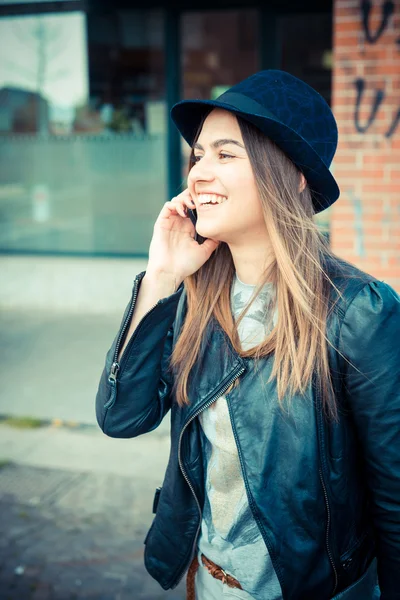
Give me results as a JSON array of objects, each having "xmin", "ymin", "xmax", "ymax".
[
  {"xmin": 0, "ymin": 307, "xmax": 179, "ymax": 598},
  {"xmin": 0, "ymin": 424, "xmax": 186, "ymax": 599},
  {"xmin": 0, "ymin": 308, "xmax": 172, "ymax": 432}
]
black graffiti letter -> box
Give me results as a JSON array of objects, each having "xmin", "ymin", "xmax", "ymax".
[
  {"xmin": 361, "ymin": 0, "xmax": 394, "ymax": 44},
  {"xmin": 354, "ymin": 79, "xmax": 385, "ymax": 133},
  {"xmin": 385, "ymin": 107, "xmax": 400, "ymax": 138}
]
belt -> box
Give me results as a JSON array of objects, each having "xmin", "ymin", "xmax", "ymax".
[{"xmin": 186, "ymin": 552, "xmax": 243, "ymax": 600}]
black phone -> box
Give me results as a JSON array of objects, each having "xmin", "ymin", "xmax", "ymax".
[{"xmin": 187, "ymin": 208, "xmax": 208, "ymax": 245}]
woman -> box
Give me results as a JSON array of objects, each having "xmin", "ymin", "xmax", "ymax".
[{"xmin": 96, "ymin": 70, "xmax": 400, "ymax": 599}]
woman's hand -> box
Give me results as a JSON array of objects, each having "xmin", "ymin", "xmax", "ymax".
[{"xmin": 146, "ymin": 188, "xmax": 220, "ymax": 283}]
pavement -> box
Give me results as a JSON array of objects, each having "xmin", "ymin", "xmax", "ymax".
[
  {"xmin": 0, "ymin": 424, "xmax": 186, "ymax": 600},
  {"xmin": 0, "ymin": 309, "xmax": 184, "ymax": 599},
  {"xmin": 0, "ymin": 308, "xmax": 121, "ymax": 425},
  {"xmin": 0, "ymin": 308, "xmax": 167, "ymax": 434}
]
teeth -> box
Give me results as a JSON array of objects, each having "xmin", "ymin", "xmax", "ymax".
[{"xmin": 198, "ymin": 193, "xmax": 227, "ymax": 205}]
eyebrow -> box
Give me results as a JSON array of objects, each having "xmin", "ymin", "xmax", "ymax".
[{"xmin": 193, "ymin": 138, "xmax": 245, "ymax": 151}]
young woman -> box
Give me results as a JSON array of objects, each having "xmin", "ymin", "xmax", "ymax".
[{"xmin": 96, "ymin": 70, "xmax": 400, "ymax": 599}]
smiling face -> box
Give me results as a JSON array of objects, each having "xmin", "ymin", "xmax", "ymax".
[{"xmin": 187, "ymin": 108, "xmax": 268, "ymax": 246}]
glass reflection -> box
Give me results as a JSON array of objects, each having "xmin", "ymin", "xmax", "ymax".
[
  {"xmin": 180, "ymin": 9, "xmax": 259, "ymax": 179},
  {"xmin": 0, "ymin": 9, "xmax": 166, "ymax": 255}
]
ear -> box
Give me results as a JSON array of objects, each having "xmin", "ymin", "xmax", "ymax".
[{"xmin": 299, "ymin": 173, "xmax": 307, "ymax": 193}]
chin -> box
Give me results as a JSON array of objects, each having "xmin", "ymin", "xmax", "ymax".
[
  {"xmin": 196, "ymin": 226, "xmax": 222, "ymax": 239},
  {"xmin": 195, "ymin": 222, "xmax": 214, "ymax": 235}
]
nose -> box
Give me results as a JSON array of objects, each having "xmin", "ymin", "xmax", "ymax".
[{"xmin": 188, "ymin": 157, "xmax": 216, "ymax": 188}]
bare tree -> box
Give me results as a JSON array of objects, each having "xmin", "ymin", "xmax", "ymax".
[{"xmin": 6, "ymin": 17, "xmax": 70, "ymax": 133}]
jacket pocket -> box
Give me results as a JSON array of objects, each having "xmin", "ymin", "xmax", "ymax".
[
  {"xmin": 336, "ymin": 527, "xmax": 377, "ymax": 594},
  {"xmin": 331, "ymin": 557, "xmax": 378, "ymax": 599},
  {"xmin": 340, "ymin": 529, "xmax": 369, "ymax": 570}
]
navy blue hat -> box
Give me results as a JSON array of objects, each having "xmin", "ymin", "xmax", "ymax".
[{"xmin": 171, "ymin": 70, "xmax": 340, "ymax": 213}]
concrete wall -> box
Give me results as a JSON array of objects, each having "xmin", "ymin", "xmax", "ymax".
[{"xmin": 0, "ymin": 255, "xmax": 149, "ymax": 314}]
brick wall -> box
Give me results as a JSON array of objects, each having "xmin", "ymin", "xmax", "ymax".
[{"xmin": 331, "ymin": 0, "xmax": 400, "ymax": 291}]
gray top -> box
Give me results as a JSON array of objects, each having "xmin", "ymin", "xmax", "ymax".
[{"xmin": 197, "ymin": 272, "xmax": 282, "ymax": 600}]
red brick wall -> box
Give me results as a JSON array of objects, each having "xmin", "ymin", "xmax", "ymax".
[{"xmin": 331, "ymin": 0, "xmax": 400, "ymax": 291}]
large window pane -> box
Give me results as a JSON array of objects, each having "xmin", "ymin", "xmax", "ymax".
[
  {"xmin": 181, "ymin": 10, "xmax": 259, "ymax": 100},
  {"xmin": 0, "ymin": 9, "xmax": 166, "ymax": 255},
  {"xmin": 278, "ymin": 13, "xmax": 333, "ymax": 236},
  {"xmin": 278, "ymin": 13, "xmax": 332, "ymax": 106},
  {"xmin": 180, "ymin": 10, "xmax": 259, "ymax": 171}
]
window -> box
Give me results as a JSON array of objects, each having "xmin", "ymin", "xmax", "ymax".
[{"xmin": 0, "ymin": 8, "xmax": 167, "ymax": 254}]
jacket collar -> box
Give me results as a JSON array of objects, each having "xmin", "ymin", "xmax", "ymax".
[{"xmin": 183, "ymin": 318, "xmax": 248, "ymax": 421}]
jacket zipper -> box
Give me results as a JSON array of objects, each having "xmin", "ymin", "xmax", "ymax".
[
  {"xmin": 107, "ymin": 272, "xmax": 162, "ymax": 393},
  {"xmin": 171, "ymin": 365, "xmax": 246, "ymax": 588},
  {"xmin": 108, "ymin": 273, "xmax": 143, "ymax": 385},
  {"xmin": 319, "ymin": 469, "xmax": 338, "ymax": 595},
  {"xmin": 106, "ymin": 272, "xmax": 161, "ymax": 409}
]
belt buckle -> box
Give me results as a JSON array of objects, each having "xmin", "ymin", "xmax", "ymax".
[{"xmin": 219, "ymin": 566, "xmax": 228, "ymax": 585}]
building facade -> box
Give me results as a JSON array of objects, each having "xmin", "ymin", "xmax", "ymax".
[
  {"xmin": 0, "ymin": 0, "xmax": 398, "ymax": 312},
  {"xmin": 331, "ymin": 0, "xmax": 400, "ymax": 291}
]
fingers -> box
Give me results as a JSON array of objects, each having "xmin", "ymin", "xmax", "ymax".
[
  {"xmin": 164, "ymin": 200, "xmax": 189, "ymax": 220},
  {"xmin": 181, "ymin": 190, "xmax": 196, "ymax": 210},
  {"xmin": 169, "ymin": 199, "xmax": 187, "ymax": 218},
  {"xmin": 169, "ymin": 190, "xmax": 196, "ymax": 218}
]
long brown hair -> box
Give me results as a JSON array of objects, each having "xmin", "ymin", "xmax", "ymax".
[{"xmin": 169, "ymin": 111, "xmax": 342, "ymax": 419}]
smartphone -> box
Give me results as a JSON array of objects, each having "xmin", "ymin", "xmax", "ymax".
[{"xmin": 187, "ymin": 208, "xmax": 208, "ymax": 245}]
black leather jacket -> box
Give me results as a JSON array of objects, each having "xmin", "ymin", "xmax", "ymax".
[{"xmin": 96, "ymin": 259, "xmax": 400, "ymax": 599}]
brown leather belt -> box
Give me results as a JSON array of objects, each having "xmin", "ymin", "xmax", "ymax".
[{"xmin": 186, "ymin": 552, "xmax": 243, "ymax": 600}]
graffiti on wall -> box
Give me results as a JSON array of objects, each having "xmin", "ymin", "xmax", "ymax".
[
  {"xmin": 354, "ymin": 0, "xmax": 399, "ymax": 137},
  {"xmin": 361, "ymin": 0, "xmax": 395, "ymax": 43}
]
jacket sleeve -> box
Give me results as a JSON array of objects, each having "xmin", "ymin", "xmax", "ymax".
[
  {"xmin": 339, "ymin": 279, "xmax": 400, "ymax": 598},
  {"xmin": 95, "ymin": 271, "xmax": 185, "ymax": 438}
]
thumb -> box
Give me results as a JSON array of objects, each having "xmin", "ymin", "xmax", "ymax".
[{"xmin": 202, "ymin": 238, "xmax": 221, "ymax": 255}]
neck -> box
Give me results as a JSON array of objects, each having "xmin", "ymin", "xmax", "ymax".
[{"xmin": 228, "ymin": 239, "xmax": 274, "ymax": 286}]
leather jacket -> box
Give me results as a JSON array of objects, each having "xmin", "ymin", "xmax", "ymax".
[{"xmin": 96, "ymin": 258, "xmax": 400, "ymax": 599}]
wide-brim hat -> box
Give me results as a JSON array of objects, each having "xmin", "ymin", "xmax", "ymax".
[{"xmin": 170, "ymin": 70, "xmax": 340, "ymax": 213}]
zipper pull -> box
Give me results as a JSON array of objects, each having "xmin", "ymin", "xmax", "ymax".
[{"xmin": 108, "ymin": 361, "xmax": 120, "ymax": 384}]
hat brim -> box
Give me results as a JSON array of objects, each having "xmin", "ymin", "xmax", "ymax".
[{"xmin": 170, "ymin": 98, "xmax": 340, "ymax": 213}]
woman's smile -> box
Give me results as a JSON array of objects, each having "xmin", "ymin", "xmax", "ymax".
[{"xmin": 197, "ymin": 201, "xmax": 227, "ymax": 211}]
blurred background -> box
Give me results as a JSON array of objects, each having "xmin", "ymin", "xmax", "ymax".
[{"xmin": 0, "ymin": 0, "xmax": 398, "ymax": 598}]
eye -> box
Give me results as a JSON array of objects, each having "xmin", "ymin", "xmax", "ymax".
[{"xmin": 191, "ymin": 152, "xmax": 234, "ymax": 163}]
